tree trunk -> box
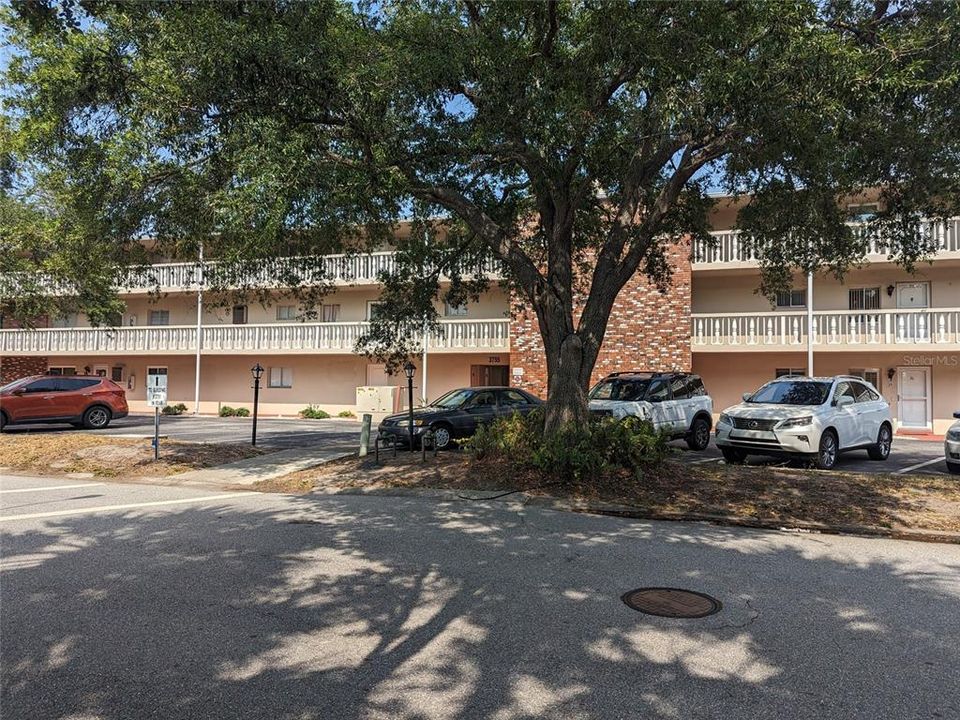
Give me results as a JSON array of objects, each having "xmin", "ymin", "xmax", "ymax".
[{"xmin": 543, "ymin": 332, "xmax": 592, "ymax": 435}]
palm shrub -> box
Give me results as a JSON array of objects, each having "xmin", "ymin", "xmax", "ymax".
[
  {"xmin": 468, "ymin": 410, "xmax": 669, "ymax": 483},
  {"xmin": 300, "ymin": 405, "xmax": 331, "ymax": 419}
]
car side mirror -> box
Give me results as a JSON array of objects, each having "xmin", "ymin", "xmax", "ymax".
[
  {"xmin": 741, "ymin": 392, "xmax": 752, "ymax": 402},
  {"xmin": 836, "ymin": 396, "xmax": 854, "ymax": 408},
  {"xmin": 12, "ymin": 388, "xmax": 25, "ymax": 396},
  {"xmin": 954, "ymin": 411, "xmax": 960, "ymax": 419}
]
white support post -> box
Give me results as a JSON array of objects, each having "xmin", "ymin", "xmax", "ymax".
[
  {"xmin": 807, "ymin": 269, "xmax": 814, "ymax": 376},
  {"xmin": 421, "ymin": 315, "xmax": 429, "ymax": 406},
  {"xmin": 193, "ymin": 243, "xmax": 204, "ymax": 415}
]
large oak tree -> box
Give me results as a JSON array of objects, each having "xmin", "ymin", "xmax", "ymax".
[{"xmin": 2, "ymin": 0, "xmax": 959, "ymax": 432}]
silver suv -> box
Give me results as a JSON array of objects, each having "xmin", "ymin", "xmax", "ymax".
[
  {"xmin": 946, "ymin": 411, "xmax": 960, "ymax": 475},
  {"xmin": 588, "ymin": 372, "xmax": 714, "ymax": 450},
  {"xmin": 715, "ymin": 375, "xmax": 893, "ymax": 470}
]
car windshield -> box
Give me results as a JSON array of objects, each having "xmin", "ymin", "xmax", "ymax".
[
  {"xmin": 0, "ymin": 378, "xmax": 30, "ymax": 393},
  {"xmin": 589, "ymin": 379, "xmax": 650, "ymax": 401},
  {"xmin": 746, "ymin": 381, "xmax": 831, "ymax": 405},
  {"xmin": 430, "ymin": 389, "xmax": 474, "ymax": 409}
]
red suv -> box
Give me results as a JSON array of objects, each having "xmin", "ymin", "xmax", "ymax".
[{"xmin": 0, "ymin": 375, "xmax": 129, "ymax": 431}]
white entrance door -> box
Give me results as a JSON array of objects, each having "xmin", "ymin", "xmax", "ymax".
[
  {"xmin": 896, "ymin": 282, "xmax": 931, "ymax": 342},
  {"xmin": 898, "ymin": 367, "xmax": 931, "ymax": 429}
]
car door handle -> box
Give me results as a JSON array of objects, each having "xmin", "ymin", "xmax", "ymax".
[{"xmin": 42, "ymin": 394, "xmax": 56, "ymax": 399}]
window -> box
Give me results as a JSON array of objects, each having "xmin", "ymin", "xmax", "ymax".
[
  {"xmin": 111, "ymin": 366, "xmax": 124, "ymax": 383},
  {"xmin": 276, "ymin": 305, "xmax": 296, "ymax": 321},
  {"xmin": 47, "ymin": 366, "xmax": 77, "ymax": 376},
  {"xmin": 25, "ymin": 378, "xmax": 59, "ymax": 393},
  {"xmin": 589, "ymin": 378, "xmax": 650, "ymax": 401},
  {"xmin": 232, "ymin": 305, "xmax": 248, "ymax": 324},
  {"xmin": 849, "ymin": 368, "xmax": 880, "ymax": 391},
  {"xmin": 59, "ymin": 378, "xmax": 101, "ymax": 391},
  {"xmin": 148, "ymin": 310, "xmax": 170, "ymax": 326},
  {"xmin": 849, "ymin": 287, "xmax": 881, "ymax": 310},
  {"xmin": 669, "ymin": 375, "xmax": 688, "ymax": 399},
  {"xmin": 499, "ymin": 389, "xmax": 531, "ymax": 407},
  {"xmin": 645, "ymin": 379, "xmax": 672, "ymax": 403},
  {"xmin": 850, "ymin": 381, "xmax": 880, "ymax": 403},
  {"xmin": 367, "ymin": 302, "xmax": 385, "ymax": 321},
  {"xmin": 775, "ymin": 289, "xmax": 806, "ymax": 308},
  {"xmin": 847, "ymin": 204, "xmax": 879, "ymax": 222},
  {"xmin": 677, "ymin": 375, "xmax": 707, "ymax": 398},
  {"xmin": 52, "ymin": 313, "xmax": 77, "ymax": 328},
  {"xmin": 468, "ymin": 390, "xmax": 496, "ymax": 407},
  {"xmin": 269, "ymin": 367, "xmax": 293, "ymax": 388},
  {"xmin": 833, "ymin": 381, "xmax": 857, "ymax": 405},
  {"xmin": 321, "ymin": 304, "xmax": 341, "ymax": 322},
  {"xmin": 444, "ymin": 301, "xmax": 468, "ymax": 317},
  {"xmin": 775, "ymin": 368, "xmax": 806, "ymax": 378}
]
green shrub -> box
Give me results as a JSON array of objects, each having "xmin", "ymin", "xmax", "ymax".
[
  {"xmin": 300, "ymin": 405, "xmax": 331, "ymax": 419},
  {"xmin": 219, "ymin": 406, "xmax": 236, "ymax": 417},
  {"xmin": 467, "ymin": 409, "xmax": 669, "ymax": 483},
  {"xmin": 234, "ymin": 407, "xmax": 251, "ymax": 417},
  {"xmin": 337, "ymin": 410, "xmax": 356, "ymax": 418},
  {"xmin": 161, "ymin": 403, "xmax": 188, "ymax": 416}
]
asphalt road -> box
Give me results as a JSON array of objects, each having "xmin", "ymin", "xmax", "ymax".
[
  {"xmin": 670, "ymin": 435, "xmax": 952, "ymax": 475},
  {"xmin": 2, "ymin": 413, "xmax": 365, "ymax": 449},
  {"xmin": 2, "ymin": 476, "xmax": 959, "ymax": 720}
]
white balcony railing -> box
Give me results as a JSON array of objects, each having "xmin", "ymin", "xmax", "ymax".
[
  {"xmin": 692, "ymin": 308, "xmax": 960, "ymax": 349},
  {"xmin": 693, "ymin": 218, "xmax": 960, "ymax": 266},
  {"xmin": 0, "ymin": 319, "xmax": 510, "ymax": 356}
]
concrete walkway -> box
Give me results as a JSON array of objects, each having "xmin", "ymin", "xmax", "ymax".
[{"xmin": 172, "ymin": 443, "xmax": 356, "ymax": 486}]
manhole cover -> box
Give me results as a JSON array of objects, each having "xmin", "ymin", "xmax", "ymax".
[{"xmin": 621, "ymin": 587, "xmax": 722, "ymax": 618}]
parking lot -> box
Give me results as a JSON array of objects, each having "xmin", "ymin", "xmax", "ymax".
[
  {"xmin": 671, "ymin": 435, "xmax": 953, "ymax": 476},
  {"xmin": 1, "ymin": 413, "xmax": 364, "ymax": 450}
]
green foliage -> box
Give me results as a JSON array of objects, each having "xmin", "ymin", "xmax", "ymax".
[
  {"xmin": 218, "ymin": 406, "xmax": 236, "ymax": 417},
  {"xmin": 161, "ymin": 403, "xmax": 188, "ymax": 416},
  {"xmin": 337, "ymin": 410, "xmax": 356, "ymax": 418},
  {"xmin": 234, "ymin": 407, "xmax": 251, "ymax": 417},
  {"xmin": 300, "ymin": 405, "xmax": 331, "ymax": 419},
  {"xmin": 468, "ymin": 410, "xmax": 669, "ymax": 483}
]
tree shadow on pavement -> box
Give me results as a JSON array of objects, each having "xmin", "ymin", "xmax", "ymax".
[{"xmin": 2, "ymin": 494, "xmax": 959, "ymax": 719}]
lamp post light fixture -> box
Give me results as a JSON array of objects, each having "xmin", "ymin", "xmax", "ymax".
[
  {"xmin": 251, "ymin": 363, "xmax": 264, "ymax": 446},
  {"xmin": 403, "ymin": 361, "xmax": 416, "ymax": 453}
]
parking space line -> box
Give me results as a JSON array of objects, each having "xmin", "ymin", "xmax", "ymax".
[
  {"xmin": 0, "ymin": 482, "xmax": 105, "ymax": 495},
  {"xmin": 689, "ymin": 457, "xmax": 723, "ymax": 464},
  {"xmin": 0, "ymin": 492, "xmax": 252, "ymax": 522},
  {"xmin": 895, "ymin": 458, "xmax": 945, "ymax": 475}
]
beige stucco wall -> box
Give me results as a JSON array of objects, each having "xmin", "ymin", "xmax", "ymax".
[
  {"xmin": 692, "ymin": 263, "xmax": 960, "ymax": 314},
  {"xmin": 693, "ymin": 350, "xmax": 960, "ymax": 434},
  {"xmin": 44, "ymin": 351, "xmax": 513, "ymax": 417},
  {"xmin": 62, "ymin": 285, "xmax": 511, "ymax": 328}
]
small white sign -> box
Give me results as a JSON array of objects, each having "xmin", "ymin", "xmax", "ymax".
[
  {"xmin": 147, "ymin": 388, "xmax": 168, "ymax": 408},
  {"xmin": 512, "ymin": 367, "xmax": 524, "ymax": 377},
  {"xmin": 147, "ymin": 374, "xmax": 168, "ymax": 390}
]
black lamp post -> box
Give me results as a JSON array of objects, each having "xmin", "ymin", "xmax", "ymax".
[
  {"xmin": 251, "ymin": 363, "xmax": 264, "ymax": 446},
  {"xmin": 403, "ymin": 361, "xmax": 416, "ymax": 453}
]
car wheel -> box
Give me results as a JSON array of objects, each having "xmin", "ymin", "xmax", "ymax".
[
  {"xmin": 686, "ymin": 417, "xmax": 711, "ymax": 451},
  {"xmin": 721, "ymin": 447, "xmax": 746, "ymax": 464},
  {"xmin": 813, "ymin": 431, "xmax": 839, "ymax": 470},
  {"xmin": 867, "ymin": 424, "xmax": 892, "ymax": 461},
  {"xmin": 948, "ymin": 461, "xmax": 960, "ymax": 475},
  {"xmin": 0, "ymin": 412, "xmax": 6, "ymax": 432},
  {"xmin": 82, "ymin": 405, "xmax": 112, "ymax": 430},
  {"xmin": 430, "ymin": 424, "xmax": 452, "ymax": 450}
]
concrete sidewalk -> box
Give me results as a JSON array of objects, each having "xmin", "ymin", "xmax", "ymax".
[{"xmin": 172, "ymin": 443, "xmax": 355, "ymax": 486}]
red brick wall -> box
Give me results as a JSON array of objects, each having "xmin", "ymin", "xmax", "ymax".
[
  {"xmin": 1, "ymin": 356, "xmax": 49, "ymax": 384},
  {"xmin": 510, "ymin": 240, "xmax": 692, "ymax": 398}
]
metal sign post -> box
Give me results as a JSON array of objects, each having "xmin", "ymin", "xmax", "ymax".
[{"xmin": 146, "ymin": 373, "xmax": 168, "ymax": 460}]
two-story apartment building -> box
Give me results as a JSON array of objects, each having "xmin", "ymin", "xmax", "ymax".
[{"xmin": 2, "ymin": 201, "xmax": 958, "ymax": 433}]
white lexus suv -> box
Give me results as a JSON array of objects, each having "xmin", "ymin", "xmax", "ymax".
[
  {"xmin": 946, "ymin": 411, "xmax": 960, "ymax": 475},
  {"xmin": 715, "ymin": 375, "xmax": 893, "ymax": 470},
  {"xmin": 588, "ymin": 372, "xmax": 714, "ymax": 450}
]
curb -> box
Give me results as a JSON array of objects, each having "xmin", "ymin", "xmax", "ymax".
[{"xmin": 307, "ymin": 484, "xmax": 960, "ymax": 545}]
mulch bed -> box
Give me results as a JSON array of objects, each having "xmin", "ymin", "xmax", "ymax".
[
  {"xmin": 0, "ymin": 433, "xmax": 264, "ymax": 478},
  {"xmin": 262, "ymin": 450, "xmax": 960, "ymax": 535}
]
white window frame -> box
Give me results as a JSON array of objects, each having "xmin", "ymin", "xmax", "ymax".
[
  {"xmin": 268, "ymin": 366, "xmax": 293, "ymax": 389},
  {"xmin": 148, "ymin": 309, "xmax": 170, "ymax": 326},
  {"xmin": 849, "ymin": 367, "xmax": 881, "ymax": 391},
  {"xmin": 366, "ymin": 301, "xmax": 385, "ymax": 321},
  {"xmin": 775, "ymin": 289, "xmax": 806, "ymax": 309},
  {"xmin": 147, "ymin": 366, "xmax": 168, "ymax": 380},
  {"xmin": 232, "ymin": 304, "xmax": 248, "ymax": 325},
  {"xmin": 848, "ymin": 287, "xmax": 881, "ymax": 311},
  {"xmin": 321, "ymin": 304, "xmax": 341, "ymax": 322},
  {"xmin": 775, "ymin": 368, "xmax": 807, "ymax": 378},
  {"xmin": 276, "ymin": 305, "xmax": 296, "ymax": 321}
]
